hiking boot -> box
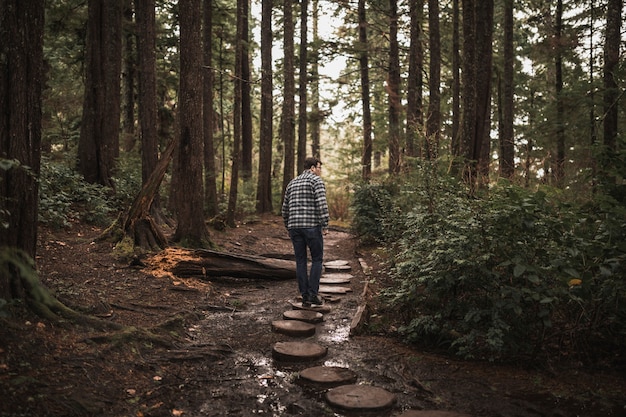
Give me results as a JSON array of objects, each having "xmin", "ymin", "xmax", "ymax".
[
  {"xmin": 309, "ymin": 295, "xmax": 323, "ymax": 305},
  {"xmin": 301, "ymin": 295, "xmax": 311, "ymax": 307}
]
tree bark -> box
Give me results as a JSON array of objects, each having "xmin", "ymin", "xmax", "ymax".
[
  {"xmin": 77, "ymin": 0, "xmax": 123, "ymax": 188},
  {"xmin": 0, "ymin": 0, "xmax": 44, "ymax": 262},
  {"xmin": 388, "ymin": 0, "xmax": 402, "ymax": 174},
  {"xmin": 553, "ymin": 0, "xmax": 565, "ymax": 187},
  {"xmin": 499, "ymin": 0, "xmax": 515, "ymax": 179},
  {"xmin": 241, "ymin": 0, "xmax": 253, "ymax": 180},
  {"xmin": 406, "ymin": 0, "xmax": 424, "ymax": 158},
  {"xmin": 359, "ymin": 0, "xmax": 373, "ymax": 181},
  {"xmin": 426, "ymin": 0, "xmax": 441, "ymax": 160},
  {"xmin": 281, "ymin": 0, "xmax": 296, "ymax": 196},
  {"xmin": 172, "ymin": 0, "xmax": 211, "ymax": 247},
  {"xmin": 256, "ymin": 0, "xmax": 274, "ymax": 213},
  {"xmin": 297, "ymin": 0, "xmax": 309, "ymax": 170},
  {"xmin": 203, "ymin": 0, "xmax": 219, "ymax": 216},
  {"xmin": 168, "ymin": 249, "xmax": 296, "ymax": 280}
]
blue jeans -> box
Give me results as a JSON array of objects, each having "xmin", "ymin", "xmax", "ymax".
[{"xmin": 288, "ymin": 226, "xmax": 324, "ymax": 299}]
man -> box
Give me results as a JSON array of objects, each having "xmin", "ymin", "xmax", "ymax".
[{"xmin": 282, "ymin": 157, "xmax": 330, "ymax": 307}]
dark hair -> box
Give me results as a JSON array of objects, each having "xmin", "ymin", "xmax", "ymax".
[{"xmin": 304, "ymin": 157, "xmax": 322, "ymax": 170}]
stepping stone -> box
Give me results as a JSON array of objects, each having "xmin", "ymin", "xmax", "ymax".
[
  {"xmin": 399, "ymin": 411, "xmax": 473, "ymax": 417},
  {"xmin": 290, "ymin": 301, "xmax": 332, "ymax": 314},
  {"xmin": 283, "ymin": 309, "xmax": 324, "ymax": 323},
  {"xmin": 320, "ymin": 275, "xmax": 352, "ymax": 284},
  {"xmin": 271, "ymin": 320, "xmax": 316, "ymax": 337},
  {"xmin": 319, "ymin": 285, "xmax": 352, "ymax": 294},
  {"xmin": 298, "ymin": 366, "xmax": 358, "ymax": 387},
  {"xmin": 325, "ymin": 384, "xmax": 396, "ymax": 412},
  {"xmin": 324, "ymin": 260, "xmax": 350, "ymax": 267},
  {"xmin": 324, "ymin": 264, "xmax": 352, "ymax": 273},
  {"xmin": 272, "ymin": 341, "xmax": 327, "ymax": 362}
]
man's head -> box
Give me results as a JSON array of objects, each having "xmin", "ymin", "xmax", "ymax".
[{"xmin": 304, "ymin": 157, "xmax": 322, "ymax": 176}]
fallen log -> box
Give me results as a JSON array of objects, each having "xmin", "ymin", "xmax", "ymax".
[{"xmin": 168, "ymin": 249, "xmax": 296, "ymax": 280}]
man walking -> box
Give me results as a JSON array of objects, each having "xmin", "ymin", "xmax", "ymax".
[{"xmin": 282, "ymin": 157, "xmax": 330, "ymax": 307}]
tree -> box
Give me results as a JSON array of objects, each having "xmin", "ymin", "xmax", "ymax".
[
  {"xmin": 203, "ymin": 0, "xmax": 219, "ymax": 216},
  {"xmin": 172, "ymin": 0, "xmax": 211, "ymax": 247},
  {"xmin": 601, "ymin": 0, "xmax": 622, "ymax": 188},
  {"xmin": 241, "ymin": 0, "xmax": 253, "ymax": 180},
  {"xmin": 553, "ymin": 0, "xmax": 565, "ymax": 187},
  {"xmin": 310, "ymin": 0, "xmax": 321, "ymax": 159},
  {"xmin": 256, "ymin": 0, "xmax": 274, "ymax": 213},
  {"xmin": 426, "ymin": 0, "xmax": 441, "ymax": 160},
  {"xmin": 121, "ymin": 0, "xmax": 136, "ymax": 151},
  {"xmin": 406, "ymin": 0, "xmax": 424, "ymax": 158},
  {"xmin": 359, "ymin": 0, "xmax": 373, "ymax": 180},
  {"xmin": 297, "ymin": 0, "xmax": 309, "ymax": 169},
  {"xmin": 499, "ymin": 0, "xmax": 515, "ymax": 179},
  {"xmin": 77, "ymin": 0, "xmax": 123, "ymax": 188},
  {"xmin": 387, "ymin": 0, "xmax": 402, "ymax": 174},
  {"xmin": 281, "ymin": 0, "xmax": 296, "ymax": 195},
  {"xmin": 0, "ymin": 0, "xmax": 44, "ymax": 259}
]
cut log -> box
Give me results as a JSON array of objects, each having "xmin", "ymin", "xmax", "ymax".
[{"xmin": 167, "ymin": 249, "xmax": 297, "ymax": 280}]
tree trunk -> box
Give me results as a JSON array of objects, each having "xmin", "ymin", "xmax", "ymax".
[
  {"xmin": 359, "ymin": 0, "xmax": 373, "ymax": 181},
  {"xmin": 227, "ymin": 0, "xmax": 244, "ymax": 227},
  {"xmin": 77, "ymin": 0, "xmax": 123, "ymax": 188},
  {"xmin": 499, "ymin": 0, "xmax": 515, "ymax": 179},
  {"xmin": 388, "ymin": 0, "xmax": 402, "ymax": 174},
  {"xmin": 256, "ymin": 0, "xmax": 274, "ymax": 213},
  {"xmin": 450, "ymin": 0, "xmax": 461, "ymax": 167},
  {"xmin": 0, "ymin": 0, "xmax": 44, "ymax": 263},
  {"xmin": 297, "ymin": 0, "xmax": 309, "ymax": 169},
  {"xmin": 461, "ymin": 0, "xmax": 477, "ymax": 187},
  {"xmin": 553, "ymin": 0, "xmax": 565, "ymax": 187},
  {"xmin": 166, "ymin": 249, "xmax": 297, "ymax": 280},
  {"xmin": 281, "ymin": 0, "xmax": 296, "ymax": 196},
  {"xmin": 135, "ymin": 0, "xmax": 162, "ymax": 218},
  {"xmin": 406, "ymin": 0, "xmax": 424, "ymax": 159},
  {"xmin": 475, "ymin": 0, "xmax": 494, "ymax": 187},
  {"xmin": 121, "ymin": 0, "xmax": 136, "ymax": 152},
  {"xmin": 172, "ymin": 0, "xmax": 211, "ymax": 247},
  {"xmin": 241, "ymin": 0, "xmax": 253, "ymax": 180},
  {"xmin": 310, "ymin": 0, "xmax": 321, "ymax": 159},
  {"xmin": 601, "ymin": 0, "xmax": 621, "ymax": 188},
  {"xmin": 203, "ymin": 0, "xmax": 219, "ymax": 217},
  {"xmin": 426, "ymin": 0, "xmax": 441, "ymax": 160}
]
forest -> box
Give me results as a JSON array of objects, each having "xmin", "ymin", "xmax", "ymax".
[{"xmin": 1, "ymin": 0, "xmax": 625, "ymax": 388}]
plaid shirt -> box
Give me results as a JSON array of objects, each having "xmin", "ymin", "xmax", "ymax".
[{"xmin": 282, "ymin": 170, "xmax": 330, "ymax": 230}]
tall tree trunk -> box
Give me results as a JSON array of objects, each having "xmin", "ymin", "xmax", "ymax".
[
  {"xmin": 256, "ymin": 0, "xmax": 274, "ymax": 213},
  {"xmin": 227, "ymin": 0, "xmax": 244, "ymax": 227},
  {"xmin": 78, "ymin": 0, "xmax": 123, "ymax": 188},
  {"xmin": 388, "ymin": 0, "xmax": 402, "ymax": 174},
  {"xmin": 602, "ymin": 0, "xmax": 621, "ymax": 188},
  {"xmin": 241, "ymin": 0, "xmax": 253, "ymax": 180},
  {"xmin": 173, "ymin": 0, "xmax": 211, "ymax": 247},
  {"xmin": 450, "ymin": 0, "xmax": 461, "ymax": 167},
  {"xmin": 281, "ymin": 0, "xmax": 296, "ymax": 196},
  {"xmin": 135, "ymin": 0, "xmax": 161, "ymax": 215},
  {"xmin": 0, "ymin": 0, "xmax": 44, "ymax": 260},
  {"xmin": 203, "ymin": 0, "xmax": 219, "ymax": 216},
  {"xmin": 406, "ymin": 0, "xmax": 424, "ymax": 158},
  {"xmin": 553, "ymin": 0, "xmax": 565, "ymax": 187},
  {"xmin": 461, "ymin": 0, "xmax": 477, "ymax": 187},
  {"xmin": 297, "ymin": 0, "xmax": 309, "ymax": 168},
  {"xmin": 359, "ymin": 0, "xmax": 373, "ymax": 181},
  {"xmin": 310, "ymin": 0, "xmax": 321, "ymax": 158},
  {"xmin": 426, "ymin": 0, "xmax": 440, "ymax": 160},
  {"xmin": 499, "ymin": 0, "xmax": 515, "ymax": 179},
  {"xmin": 475, "ymin": 0, "xmax": 493, "ymax": 186},
  {"xmin": 121, "ymin": 0, "xmax": 136, "ymax": 152}
]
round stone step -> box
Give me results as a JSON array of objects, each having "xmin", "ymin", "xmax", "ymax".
[
  {"xmin": 324, "ymin": 260, "xmax": 350, "ymax": 267},
  {"xmin": 325, "ymin": 384, "xmax": 396, "ymax": 412},
  {"xmin": 298, "ymin": 366, "xmax": 358, "ymax": 387},
  {"xmin": 319, "ymin": 285, "xmax": 352, "ymax": 294},
  {"xmin": 324, "ymin": 264, "xmax": 352, "ymax": 273},
  {"xmin": 290, "ymin": 301, "xmax": 332, "ymax": 314},
  {"xmin": 283, "ymin": 309, "xmax": 324, "ymax": 323},
  {"xmin": 272, "ymin": 341, "xmax": 328, "ymax": 362},
  {"xmin": 320, "ymin": 275, "xmax": 352, "ymax": 284},
  {"xmin": 271, "ymin": 320, "xmax": 316, "ymax": 337},
  {"xmin": 399, "ymin": 411, "xmax": 472, "ymax": 417}
]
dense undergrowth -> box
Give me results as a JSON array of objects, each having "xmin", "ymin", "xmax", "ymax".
[{"xmin": 352, "ymin": 162, "xmax": 626, "ymax": 366}]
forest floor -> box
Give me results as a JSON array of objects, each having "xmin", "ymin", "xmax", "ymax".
[{"xmin": 1, "ymin": 213, "xmax": 625, "ymax": 417}]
